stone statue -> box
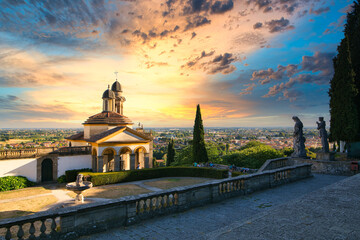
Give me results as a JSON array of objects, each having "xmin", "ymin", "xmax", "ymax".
[
  {"xmin": 291, "ymin": 116, "xmax": 307, "ymax": 158},
  {"xmin": 76, "ymin": 173, "xmax": 83, "ymax": 187},
  {"xmin": 316, "ymin": 117, "xmax": 329, "ymax": 153}
]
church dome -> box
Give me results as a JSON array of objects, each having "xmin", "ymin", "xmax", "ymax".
[
  {"xmin": 111, "ymin": 80, "xmax": 122, "ymax": 92},
  {"xmin": 102, "ymin": 88, "xmax": 115, "ymax": 99}
]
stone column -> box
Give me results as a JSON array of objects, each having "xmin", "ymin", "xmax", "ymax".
[
  {"xmin": 144, "ymin": 153, "xmax": 150, "ymax": 168},
  {"xmin": 97, "ymin": 156, "xmax": 104, "ymax": 172},
  {"xmin": 130, "ymin": 153, "xmax": 136, "ymax": 170},
  {"xmin": 114, "ymin": 155, "xmax": 121, "ymax": 171}
]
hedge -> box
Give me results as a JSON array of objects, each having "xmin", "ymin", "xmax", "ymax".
[
  {"xmin": 65, "ymin": 168, "xmax": 92, "ymax": 182},
  {"xmin": 0, "ymin": 176, "xmax": 35, "ymax": 192},
  {"xmin": 80, "ymin": 167, "xmax": 229, "ymax": 186}
]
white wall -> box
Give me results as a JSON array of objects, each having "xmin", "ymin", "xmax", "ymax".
[
  {"xmin": 58, "ymin": 155, "xmax": 92, "ymax": 177},
  {"xmin": 0, "ymin": 158, "xmax": 37, "ymax": 182}
]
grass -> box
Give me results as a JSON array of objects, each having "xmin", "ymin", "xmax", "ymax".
[
  {"xmin": 143, "ymin": 177, "xmax": 212, "ymax": 190},
  {"xmin": 0, "ymin": 195, "xmax": 58, "ymax": 220},
  {"xmin": 67, "ymin": 184, "xmax": 151, "ymax": 199},
  {"xmin": 0, "ymin": 187, "xmax": 52, "ymax": 200}
]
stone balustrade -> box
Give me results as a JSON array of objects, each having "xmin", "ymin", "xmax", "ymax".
[
  {"xmin": 0, "ymin": 163, "xmax": 312, "ymax": 240},
  {"xmin": 257, "ymin": 157, "xmax": 291, "ymax": 172},
  {"xmin": 0, "ymin": 147, "xmax": 91, "ymax": 160}
]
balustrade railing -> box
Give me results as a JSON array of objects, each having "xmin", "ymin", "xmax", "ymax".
[
  {"xmin": 0, "ymin": 146, "xmax": 91, "ymax": 159},
  {"xmin": 0, "ymin": 163, "xmax": 312, "ymax": 240}
]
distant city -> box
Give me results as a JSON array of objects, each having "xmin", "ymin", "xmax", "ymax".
[{"xmin": 0, "ymin": 128, "xmax": 323, "ymax": 159}]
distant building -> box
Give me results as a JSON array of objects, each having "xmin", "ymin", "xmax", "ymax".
[
  {"xmin": 0, "ymin": 77, "xmax": 153, "ymax": 182},
  {"xmin": 66, "ymin": 78, "xmax": 153, "ymax": 172}
]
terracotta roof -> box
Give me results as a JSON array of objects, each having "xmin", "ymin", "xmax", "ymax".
[
  {"xmin": 88, "ymin": 126, "xmax": 126, "ymax": 143},
  {"xmin": 83, "ymin": 111, "xmax": 133, "ymax": 125},
  {"xmin": 66, "ymin": 132, "xmax": 84, "ymax": 140}
]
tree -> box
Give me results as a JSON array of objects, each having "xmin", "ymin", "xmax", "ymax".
[
  {"xmin": 166, "ymin": 139, "xmax": 175, "ymax": 166},
  {"xmin": 344, "ymin": 1, "xmax": 360, "ymax": 140},
  {"xmin": 192, "ymin": 104, "xmax": 209, "ymax": 162},
  {"xmin": 329, "ymin": 36, "xmax": 359, "ymax": 142}
]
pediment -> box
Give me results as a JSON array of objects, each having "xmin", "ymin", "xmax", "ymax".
[{"xmin": 103, "ymin": 129, "xmax": 148, "ymax": 143}]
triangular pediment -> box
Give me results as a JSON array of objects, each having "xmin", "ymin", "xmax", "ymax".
[{"xmin": 103, "ymin": 130, "xmax": 148, "ymax": 143}]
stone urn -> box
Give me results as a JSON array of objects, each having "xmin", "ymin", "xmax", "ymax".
[{"xmin": 66, "ymin": 174, "xmax": 93, "ymax": 204}]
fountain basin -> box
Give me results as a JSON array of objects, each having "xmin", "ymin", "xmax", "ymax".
[{"xmin": 66, "ymin": 174, "xmax": 93, "ymax": 204}]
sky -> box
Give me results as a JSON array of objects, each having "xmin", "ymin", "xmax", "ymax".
[{"xmin": 0, "ymin": 0, "xmax": 354, "ymax": 128}]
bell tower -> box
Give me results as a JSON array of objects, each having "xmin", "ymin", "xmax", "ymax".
[{"xmin": 111, "ymin": 72, "xmax": 126, "ymax": 115}]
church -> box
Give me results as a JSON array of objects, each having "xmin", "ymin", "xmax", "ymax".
[
  {"xmin": 66, "ymin": 78, "xmax": 154, "ymax": 172},
  {"xmin": 0, "ymin": 77, "xmax": 153, "ymax": 182}
]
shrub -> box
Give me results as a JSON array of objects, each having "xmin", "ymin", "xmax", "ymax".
[
  {"xmin": 240, "ymin": 141, "xmax": 264, "ymax": 150},
  {"xmin": 57, "ymin": 175, "xmax": 66, "ymax": 183},
  {"xmin": 80, "ymin": 167, "xmax": 228, "ymax": 186},
  {"xmin": 0, "ymin": 176, "xmax": 35, "ymax": 192},
  {"xmin": 223, "ymin": 145, "xmax": 284, "ymax": 169},
  {"xmin": 65, "ymin": 168, "xmax": 92, "ymax": 182},
  {"xmin": 281, "ymin": 147, "xmax": 294, "ymax": 157}
]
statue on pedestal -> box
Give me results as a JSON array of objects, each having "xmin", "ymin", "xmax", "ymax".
[
  {"xmin": 291, "ymin": 116, "xmax": 307, "ymax": 158},
  {"xmin": 316, "ymin": 117, "xmax": 329, "ymax": 153}
]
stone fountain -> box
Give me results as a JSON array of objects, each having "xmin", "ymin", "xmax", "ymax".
[{"xmin": 66, "ymin": 174, "xmax": 93, "ymax": 204}]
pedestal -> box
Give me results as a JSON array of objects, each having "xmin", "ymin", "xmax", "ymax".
[{"xmin": 316, "ymin": 152, "xmax": 335, "ymax": 161}]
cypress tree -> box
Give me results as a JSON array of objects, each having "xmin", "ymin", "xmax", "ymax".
[
  {"xmin": 193, "ymin": 104, "xmax": 209, "ymax": 162},
  {"xmin": 329, "ymin": 36, "xmax": 359, "ymax": 141},
  {"xmin": 166, "ymin": 139, "xmax": 175, "ymax": 166},
  {"xmin": 344, "ymin": 0, "xmax": 360, "ymax": 140}
]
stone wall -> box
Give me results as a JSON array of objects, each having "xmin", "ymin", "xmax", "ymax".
[
  {"xmin": 0, "ymin": 163, "xmax": 312, "ymax": 240},
  {"xmin": 292, "ymin": 158, "xmax": 352, "ymax": 175}
]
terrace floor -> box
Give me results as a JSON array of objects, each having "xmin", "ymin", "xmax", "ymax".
[{"xmin": 78, "ymin": 174, "xmax": 358, "ymax": 240}]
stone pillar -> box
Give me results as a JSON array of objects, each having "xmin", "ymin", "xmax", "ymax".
[
  {"xmin": 97, "ymin": 156, "xmax": 104, "ymax": 172},
  {"xmin": 114, "ymin": 155, "xmax": 120, "ymax": 171},
  {"xmin": 144, "ymin": 153, "xmax": 150, "ymax": 168},
  {"xmin": 130, "ymin": 153, "xmax": 136, "ymax": 170}
]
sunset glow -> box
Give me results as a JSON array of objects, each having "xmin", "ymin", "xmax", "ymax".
[{"xmin": 0, "ymin": 0, "xmax": 352, "ymax": 128}]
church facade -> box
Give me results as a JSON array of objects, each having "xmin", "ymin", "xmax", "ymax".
[
  {"xmin": 0, "ymin": 78, "xmax": 153, "ymax": 182},
  {"xmin": 66, "ymin": 78, "xmax": 153, "ymax": 172}
]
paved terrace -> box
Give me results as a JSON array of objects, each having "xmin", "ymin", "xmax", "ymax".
[{"xmin": 79, "ymin": 174, "xmax": 359, "ymax": 240}]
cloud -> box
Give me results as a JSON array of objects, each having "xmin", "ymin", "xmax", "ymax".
[
  {"xmin": 280, "ymin": 89, "xmax": 302, "ymax": 102},
  {"xmin": 182, "ymin": 0, "xmax": 234, "ymax": 15},
  {"xmin": 309, "ymin": 7, "xmax": 330, "ymax": 15},
  {"xmin": 211, "ymin": 0, "xmax": 234, "ymax": 14},
  {"xmin": 300, "ymin": 51, "xmax": 334, "ymax": 76},
  {"xmin": 207, "ymin": 53, "xmax": 237, "ymax": 74},
  {"xmin": 184, "ymin": 15, "xmax": 211, "ymax": 31},
  {"xmin": 251, "ymin": 64, "xmax": 298, "ymax": 84},
  {"xmin": 182, "ymin": 50, "xmax": 215, "ymax": 69},
  {"xmin": 265, "ymin": 17, "xmax": 294, "ymax": 33},
  {"xmin": 253, "ymin": 22, "xmax": 263, "ymax": 29},
  {"xmin": 191, "ymin": 32, "xmax": 197, "ymax": 39},
  {"xmin": 261, "ymin": 51, "xmax": 335, "ymax": 100},
  {"xmin": 239, "ymin": 83, "xmax": 256, "ymax": 95}
]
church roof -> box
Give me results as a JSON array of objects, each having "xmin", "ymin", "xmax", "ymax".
[
  {"xmin": 111, "ymin": 80, "xmax": 122, "ymax": 92},
  {"xmin": 83, "ymin": 111, "xmax": 133, "ymax": 125},
  {"xmin": 102, "ymin": 88, "xmax": 115, "ymax": 99},
  {"xmin": 66, "ymin": 131, "xmax": 84, "ymax": 141},
  {"xmin": 87, "ymin": 126, "xmax": 152, "ymax": 143}
]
